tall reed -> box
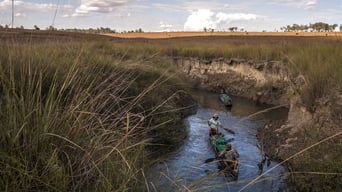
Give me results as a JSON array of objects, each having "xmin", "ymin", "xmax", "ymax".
[
  {"xmin": 0, "ymin": 40, "xmax": 192, "ymax": 191},
  {"xmin": 287, "ymin": 41, "xmax": 342, "ymax": 109}
]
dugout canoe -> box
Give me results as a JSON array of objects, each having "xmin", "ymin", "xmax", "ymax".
[{"xmin": 209, "ymin": 134, "xmax": 239, "ymax": 179}]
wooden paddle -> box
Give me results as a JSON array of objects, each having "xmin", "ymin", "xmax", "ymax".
[
  {"xmin": 204, "ymin": 157, "xmax": 217, "ymax": 163},
  {"xmin": 223, "ymin": 127, "xmax": 235, "ymax": 134}
]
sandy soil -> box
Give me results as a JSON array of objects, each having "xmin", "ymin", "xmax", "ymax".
[
  {"xmin": 2, "ymin": 29, "xmax": 341, "ymax": 44},
  {"xmin": 105, "ymin": 31, "xmax": 342, "ymax": 39}
]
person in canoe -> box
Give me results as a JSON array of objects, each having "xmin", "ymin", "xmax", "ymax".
[
  {"xmin": 208, "ymin": 113, "xmax": 235, "ymax": 136},
  {"xmin": 208, "ymin": 113, "xmax": 223, "ymax": 136},
  {"xmin": 219, "ymin": 143, "xmax": 239, "ymax": 173}
]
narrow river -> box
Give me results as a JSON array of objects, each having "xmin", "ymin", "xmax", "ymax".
[{"xmin": 146, "ymin": 90, "xmax": 289, "ymax": 192}]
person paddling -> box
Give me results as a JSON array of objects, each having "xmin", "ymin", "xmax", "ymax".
[
  {"xmin": 208, "ymin": 113, "xmax": 223, "ymax": 136},
  {"xmin": 208, "ymin": 112, "xmax": 235, "ymax": 135},
  {"xmin": 219, "ymin": 143, "xmax": 239, "ymax": 171}
]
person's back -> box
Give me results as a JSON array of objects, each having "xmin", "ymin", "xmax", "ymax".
[
  {"xmin": 222, "ymin": 149, "xmax": 236, "ymax": 161},
  {"xmin": 208, "ymin": 113, "xmax": 222, "ymax": 136},
  {"xmin": 219, "ymin": 144, "xmax": 239, "ymax": 178},
  {"xmin": 220, "ymin": 149, "xmax": 239, "ymax": 161},
  {"xmin": 219, "ymin": 144, "xmax": 239, "ymax": 161}
]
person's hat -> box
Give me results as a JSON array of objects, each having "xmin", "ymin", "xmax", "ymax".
[{"xmin": 225, "ymin": 143, "xmax": 231, "ymax": 150}]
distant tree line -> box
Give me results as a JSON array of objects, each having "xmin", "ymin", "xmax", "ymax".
[
  {"xmin": 0, "ymin": 24, "xmax": 144, "ymax": 34},
  {"xmin": 201, "ymin": 22, "xmax": 342, "ymax": 32},
  {"xmin": 2, "ymin": 22, "xmax": 342, "ymax": 33},
  {"xmin": 0, "ymin": 24, "xmax": 24, "ymax": 29},
  {"xmin": 203, "ymin": 26, "xmax": 245, "ymax": 32},
  {"xmin": 280, "ymin": 22, "xmax": 342, "ymax": 32},
  {"xmin": 57, "ymin": 27, "xmax": 143, "ymax": 34},
  {"xmin": 60, "ymin": 27, "xmax": 115, "ymax": 34}
]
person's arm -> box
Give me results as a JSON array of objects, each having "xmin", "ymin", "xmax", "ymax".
[{"xmin": 208, "ymin": 118, "xmax": 214, "ymax": 127}]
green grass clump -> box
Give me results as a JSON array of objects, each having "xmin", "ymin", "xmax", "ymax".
[
  {"xmin": 288, "ymin": 139, "xmax": 342, "ymax": 192},
  {"xmin": 287, "ymin": 41, "xmax": 342, "ymax": 109},
  {"xmin": 0, "ymin": 40, "xmax": 195, "ymax": 191}
]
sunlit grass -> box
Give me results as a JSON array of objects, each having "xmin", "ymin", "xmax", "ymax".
[
  {"xmin": 286, "ymin": 41, "xmax": 342, "ymax": 109},
  {"xmin": 0, "ymin": 40, "xmax": 194, "ymax": 191}
]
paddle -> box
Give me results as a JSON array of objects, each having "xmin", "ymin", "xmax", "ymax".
[
  {"xmin": 223, "ymin": 127, "xmax": 235, "ymax": 134},
  {"xmin": 204, "ymin": 157, "xmax": 217, "ymax": 163}
]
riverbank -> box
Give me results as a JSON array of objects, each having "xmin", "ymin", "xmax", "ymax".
[
  {"xmin": 174, "ymin": 57, "xmax": 289, "ymax": 106},
  {"xmin": 257, "ymin": 86, "xmax": 342, "ymax": 191},
  {"xmin": 175, "ymin": 55, "xmax": 341, "ymax": 191}
]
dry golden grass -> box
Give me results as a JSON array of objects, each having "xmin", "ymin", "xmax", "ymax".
[{"xmin": 104, "ymin": 31, "xmax": 342, "ymax": 39}]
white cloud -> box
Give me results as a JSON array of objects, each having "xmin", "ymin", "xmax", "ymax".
[
  {"xmin": 62, "ymin": 14, "xmax": 70, "ymax": 18},
  {"xmin": 159, "ymin": 21, "xmax": 173, "ymax": 31},
  {"xmin": 73, "ymin": 0, "xmax": 135, "ymax": 16},
  {"xmin": 216, "ymin": 13, "xmax": 257, "ymax": 24},
  {"xmin": 0, "ymin": 0, "xmax": 23, "ymax": 12},
  {"xmin": 270, "ymin": 0, "xmax": 317, "ymax": 9},
  {"xmin": 184, "ymin": 9, "xmax": 216, "ymax": 31},
  {"xmin": 0, "ymin": 0, "xmax": 72, "ymax": 12},
  {"xmin": 15, "ymin": 12, "xmax": 26, "ymax": 17},
  {"xmin": 184, "ymin": 9, "xmax": 258, "ymax": 31},
  {"xmin": 151, "ymin": 3, "xmax": 181, "ymax": 12},
  {"xmin": 0, "ymin": 0, "xmax": 15, "ymax": 9}
]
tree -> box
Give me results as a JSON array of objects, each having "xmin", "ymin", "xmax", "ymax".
[
  {"xmin": 331, "ymin": 24, "xmax": 338, "ymax": 31},
  {"xmin": 228, "ymin": 27, "xmax": 238, "ymax": 32},
  {"xmin": 310, "ymin": 22, "xmax": 329, "ymax": 32},
  {"xmin": 281, "ymin": 22, "xmax": 339, "ymax": 32},
  {"xmin": 47, "ymin": 25, "xmax": 56, "ymax": 31}
]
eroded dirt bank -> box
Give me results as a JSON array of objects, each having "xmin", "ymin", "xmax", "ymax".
[
  {"xmin": 174, "ymin": 57, "xmax": 289, "ymax": 106},
  {"xmin": 174, "ymin": 57, "xmax": 342, "ymax": 191}
]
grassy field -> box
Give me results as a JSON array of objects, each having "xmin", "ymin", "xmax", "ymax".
[
  {"xmin": 0, "ymin": 29, "xmax": 341, "ymax": 191},
  {"xmin": 104, "ymin": 32, "xmax": 342, "ymax": 102},
  {"xmin": 0, "ymin": 32, "xmax": 196, "ymax": 191}
]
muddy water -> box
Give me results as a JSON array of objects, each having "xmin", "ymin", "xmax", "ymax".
[{"xmin": 146, "ymin": 90, "xmax": 289, "ymax": 192}]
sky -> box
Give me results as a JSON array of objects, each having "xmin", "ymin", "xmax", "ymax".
[{"xmin": 0, "ymin": 0, "xmax": 342, "ymax": 32}]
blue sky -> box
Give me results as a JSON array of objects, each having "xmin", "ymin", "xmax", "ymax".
[{"xmin": 0, "ymin": 0, "xmax": 342, "ymax": 32}]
